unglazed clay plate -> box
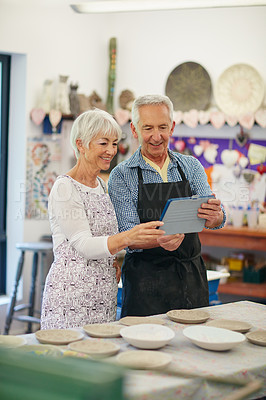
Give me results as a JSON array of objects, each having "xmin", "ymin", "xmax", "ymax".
[
  {"xmin": 83, "ymin": 323, "xmax": 122, "ymax": 338},
  {"xmin": 167, "ymin": 309, "xmax": 210, "ymax": 324},
  {"xmin": 206, "ymin": 319, "xmax": 252, "ymax": 333},
  {"xmin": 116, "ymin": 350, "xmax": 172, "ymax": 370},
  {"xmin": 119, "ymin": 316, "xmax": 165, "ymax": 326},
  {"xmin": 0, "ymin": 335, "xmax": 26, "ymax": 348},
  {"xmin": 183, "ymin": 326, "xmax": 246, "ymax": 351},
  {"xmin": 246, "ymin": 330, "xmax": 266, "ymax": 346},
  {"xmin": 35, "ymin": 329, "xmax": 84, "ymax": 345},
  {"xmin": 68, "ymin": 339, "xmax": 120, "ymax": 358}
]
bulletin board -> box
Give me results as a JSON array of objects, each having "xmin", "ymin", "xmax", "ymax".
[{"xmin": 169, "ymin": 136, "xmax": 266, "ymax": 207}]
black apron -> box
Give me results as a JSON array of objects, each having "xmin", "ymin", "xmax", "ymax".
[{"xmin": 121, "ymin": 160, "xmax": 209, "ymax": 317}]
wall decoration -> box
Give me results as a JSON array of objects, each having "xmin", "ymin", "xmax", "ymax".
[
  {"xmin": 55, "ymin": 75, "xmax": 71, "ymax": 115},
  {"xmin": 69, "ymin": 82, "xmax": 80, "ymax": 117},
  {"xmin": 25, "ymin": 138, "xmax": 61, "ymax": 219},
  {"xmin": 49, "ymin": 109, "xmax": 62, "ymax": 134},
  {"xmin": 255, "ymin": 109, "xmax": 266, "ymax": 128},
  {"xmin": 119, "ymin": 89, "xmax": 135, "ymax": 111},
  {"xmin": 248, "ymin": 143, "xmax": 266, "ymax": 165},
  {"xmin": 40, "ymin": 79, "xmax": 54, "ymax": 113},
  {"xmin": 30, "ymin": 108, "xmax": 46, "ymax": 126},
  {"xmin": 165, "ymin": 61, "xmax": 212, "ymax": 112},
  {"xmin": 88, "ymin": 90, "xmax": 106, "ymax": 110},
  {"xmin": 214, "ymin": 64, "xmax": 264, "ymax": 117},
  {"xmin": 106, "ymin": 37, "xmax": 116, "ymax": 115}
]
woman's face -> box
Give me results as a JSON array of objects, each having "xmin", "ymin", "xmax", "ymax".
[{"xmin": 84, "ymin": 133, "xmax": 118, "ymax": 171}]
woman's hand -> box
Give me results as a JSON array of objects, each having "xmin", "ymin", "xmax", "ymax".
[
  {"xmin": 113, "ymin": 258, "xmax": 121, "ymax": 283},
  {"xmin": 108, "ymin": 221, "xmax": 165, "ymax": 254},
  {"xmin": 126, "ymin": 221, "xmax": 165, "ymax": 247},
  {"xmin": 198, "ymin": 195, "xmax": 224, "ymax": 228},
  {"xmin": 157, "ymin": 233, "xmax": 185, "ymax": 251}
]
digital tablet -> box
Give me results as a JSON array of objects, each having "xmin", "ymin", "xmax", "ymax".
[{"xmin": 159, "ymin": 195, "xmax": 215, "ymax": 234}]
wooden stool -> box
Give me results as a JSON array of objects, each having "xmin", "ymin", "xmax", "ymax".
[{"xmin": 4, "ymin": 242, "xmax": 53, "ymax": 334}]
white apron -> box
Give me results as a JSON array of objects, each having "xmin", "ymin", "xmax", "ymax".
[{"xmin": 41, "ymin": 175, "xmax": 118, "ymax": 329}]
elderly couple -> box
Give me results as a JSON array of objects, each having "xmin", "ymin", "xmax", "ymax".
[{"xmin": 41, "ymin": 94, "xmax": 225, "ymax": 329}]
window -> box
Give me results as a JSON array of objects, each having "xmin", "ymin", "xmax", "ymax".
[{"xmin": 0, "ymin": 54, "xmax": 11, "ymax": 295}]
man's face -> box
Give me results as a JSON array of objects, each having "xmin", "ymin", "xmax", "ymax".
[{"xmin": 131, "ymin": 104, "xmax": 175, "ymax": 164}]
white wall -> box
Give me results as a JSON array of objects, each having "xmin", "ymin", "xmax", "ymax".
[{"xmin": 0, "ymin": 1, "xmax": 266, "ymax": 332}]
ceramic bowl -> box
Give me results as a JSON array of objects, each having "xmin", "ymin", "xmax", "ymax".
[
  {"xmin": 183, "ymin": 325, "xmax": 245, "ymax": 351},
  {"xmin": 120, "ymin": 324, "xmax": 175, "ymax": 349}
]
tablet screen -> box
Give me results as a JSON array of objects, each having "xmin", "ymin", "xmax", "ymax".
[{"xmin": 159, "ymin": 195, "xmax": 214, "ymax": 234}]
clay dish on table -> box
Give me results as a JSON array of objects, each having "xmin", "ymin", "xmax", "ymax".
[
  {"xmin": 246, "ymin": 330, "xmax": 266, "ymax": 346},
  {"xmin": 183, "ymin": 326, "xmax": 246, "ymax": 351},
  {"xmin": 167, "ymin": 309, "xmax": 210, "ymax": 324},
  {"xmin": 116, "ymin": 350, "xmax": 172, "ymax": 370},
  {"xmin": 68, "ymin": 339, "xmax": 120, "ymax": 358},
  {"xmin": 206, "ymin": 319, "xmax": 252, "ymax": 333},
  {"xmin": 0, "ymin": 335, "xmax": 26, "ymax": 348},
  {"xmin": 35, "ymin": 329, "xmax": 84, "ymax": 345},
  {"xmin": 83, "ymin": 323, "xmax": 122, "ymax": 338},
  {"xmin": 119, "ymin": 316, "xmax": 165, "ymax": 326},
  {"xmin": 120, "ymin": 324, "xmax": 175, "ymax": 349}
]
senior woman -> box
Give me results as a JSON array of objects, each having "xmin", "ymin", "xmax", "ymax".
[{"xmin": 41, "ymin": 109, "xmax": 164, "ymax": 329}]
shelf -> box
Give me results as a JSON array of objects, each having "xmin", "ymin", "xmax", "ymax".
[
  {"xmin": 199, "ymin": 225, "xmax": 266, "ymax": 252},
  {"xmin": 218, "ymin": 281, "xmax": 266, "ymax": 299}
]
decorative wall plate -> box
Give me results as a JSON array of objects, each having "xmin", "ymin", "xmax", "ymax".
[
  {"xmin": 165, "ymin": 61, "xmax": 212, "ymax": 112},
  {"xmin": 214, "ymin": 64, "xmax": 264, "ymax": 117}
]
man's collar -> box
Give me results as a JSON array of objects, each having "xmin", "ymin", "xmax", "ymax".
[{"xmin": 127, "ymin": 146, "xmax": 179, "ymax": 169}]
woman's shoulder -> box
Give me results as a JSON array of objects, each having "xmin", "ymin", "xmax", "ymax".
[{"xmin": 50, "ymin": 175, "xmax": 77, "ymax": 201}]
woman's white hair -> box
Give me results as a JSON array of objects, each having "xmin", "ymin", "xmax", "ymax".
[
  {"xmin": 131, "ymin": 94, "xmax": 174, "ymax": 131},
  {"xmin": 70, "ymin": 108, "xmax": 122, "ymax": 159}
]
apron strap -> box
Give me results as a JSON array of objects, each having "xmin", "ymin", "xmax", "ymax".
[{"xmin": 137, "ymin": 166, "xmax": 143, "ymax": 182}]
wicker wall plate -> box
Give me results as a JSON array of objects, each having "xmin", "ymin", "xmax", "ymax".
[
  {"xmin": 214, "ymin": 64, "xmax": 264, "ymax": 117},
  {"xmin": 165, "ymin": 61, "xmax": 212, "ymax": 112}
]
